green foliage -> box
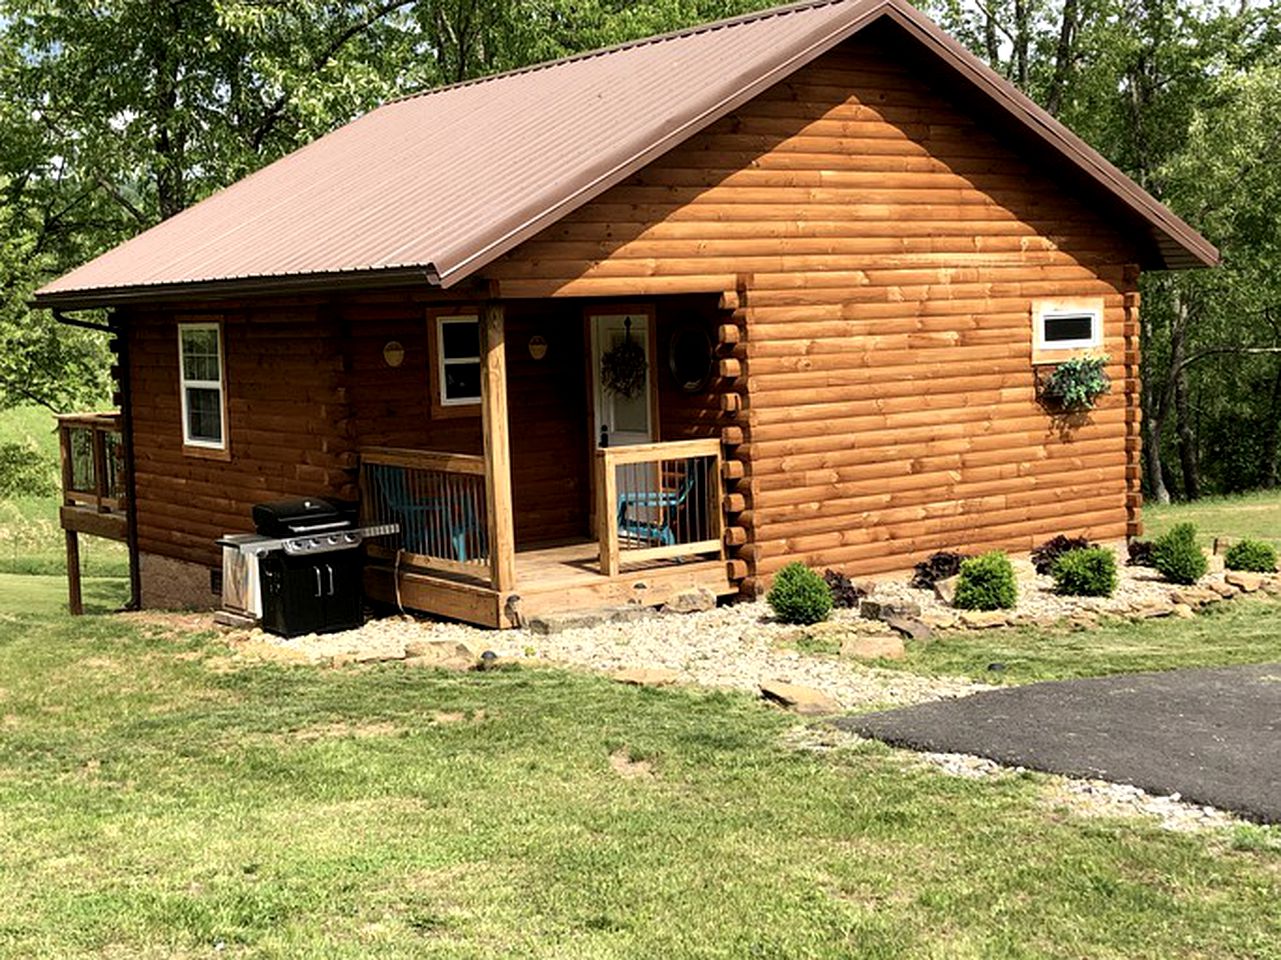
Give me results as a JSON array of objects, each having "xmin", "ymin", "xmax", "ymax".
[
  {"xmin": 1153, "ymin": 523, "xmax": 1209, "ymax": 585},
  {"xmin": 766, "ymin": 562, "xmax": 832, "ymax": 625},
  {"xmin": 1031, "ymin": 535, "xmax": 1093, "ymax": 575},
  {"xmin": 1051, "ymin": 547, "xmax": 1118, "ymax": 597},
  {"xmin": 0, "ymin": 441, "xmax": 56, "ymax": 497},
  {"xmin": 1041, "ymin": 355, "xmax": 1111, "ymax": 412},
  {"xmin": 953, "ymin": 551, "xmax": 1018, "ymax": 611},
  {"xmin": 1225, "ymin": 539, "xmax": 1278, "ymax": 573}
]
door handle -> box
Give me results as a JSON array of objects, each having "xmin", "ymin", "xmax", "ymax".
[
  {"xmin": 314, "ymin": 566, "xmax": 323, "ymax": 598},
  {"xmin": 325, "ymin": 564, "xmax": 335, "ymax": 596}
]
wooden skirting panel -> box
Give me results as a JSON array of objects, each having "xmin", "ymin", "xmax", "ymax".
[{"xmin": 364, "ymin": 557, "xmax": 735, "ymax": 629}]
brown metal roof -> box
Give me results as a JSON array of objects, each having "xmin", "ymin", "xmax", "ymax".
[{"xmin": 35, "ymin": 0, "xmax": 1217, "ymax": 308}]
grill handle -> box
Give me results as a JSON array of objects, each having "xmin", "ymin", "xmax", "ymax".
[
  {"xmin": 325, "ymin": 564, "xmax": 335, "ymax": 596},
  {"xmin": 314, "ymin": 567, "xmax": 323, "ymax": 598}
]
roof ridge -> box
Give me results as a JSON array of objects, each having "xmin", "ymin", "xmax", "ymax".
[{"xmin": 388, "ymin": 0, "xmax": 853, "ymax": 105}]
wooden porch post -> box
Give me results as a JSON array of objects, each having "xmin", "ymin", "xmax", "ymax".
[{"xmin": 480, "ymin": 302, "xmax": 516, "ymax": 592}]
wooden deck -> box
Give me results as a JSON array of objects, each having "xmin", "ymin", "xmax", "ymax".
[{"xmin": 365, "ymin": 538, "xmax": 734, "ymax": 628}]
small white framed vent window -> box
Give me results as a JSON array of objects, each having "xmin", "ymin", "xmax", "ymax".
[{"xmin": 1032, "ymin": 298, "xmax": 1104, "ymax": 363}]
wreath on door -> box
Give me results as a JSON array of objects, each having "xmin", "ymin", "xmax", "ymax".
[{"xmin": 600, "ymin": 317, "xmax": 648, "ymax": 399}]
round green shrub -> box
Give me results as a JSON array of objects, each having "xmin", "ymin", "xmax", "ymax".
[
  {"xmin": 1051, "ymin": 547, "xmax": 1117, "ymax": 597},
  {"xmin": 953, "ymin": 551, "xmax": 1018, "ymax": 611},
  {"xmin": 1153, "ymin": 522, "xmax": 1208, "ymax": 585},
  {"xmin": 767, "ymin": 562, "xmax": 833, "ymax": 625},
  {"xmin": 1224, "ymin": 539, "xmax": 1278, "ymax": 573}
]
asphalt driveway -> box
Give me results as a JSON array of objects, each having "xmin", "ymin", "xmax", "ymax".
[{"xmin": 836, "ymin": 662, "xmax": 1281, "ymax": 823}]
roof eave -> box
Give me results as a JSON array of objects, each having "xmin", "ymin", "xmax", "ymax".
[{"xmin": 34, "ymin": 264, "xmax": 444, "ymax": 311}]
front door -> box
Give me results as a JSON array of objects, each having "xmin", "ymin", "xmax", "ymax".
[{"xmin": 590, "ymin": 310, "xmax": 654, "ymax": 449}]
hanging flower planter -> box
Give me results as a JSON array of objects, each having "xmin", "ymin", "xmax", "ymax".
[
  {"xmin": 1037, "ymin": 354, "xmax": 1112, "ymax": 412},
  {"xmin": 600, "ymin": 317, "xmax": 648, "ymax": 399}
]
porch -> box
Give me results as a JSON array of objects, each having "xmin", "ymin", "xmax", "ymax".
[
  {"xmin": 354, "ymin": 298, "xmax": 744, "ymax": 628},
  {"xmin": 359, "ymin": 438, "xmax": 736, "ymax": 628}
]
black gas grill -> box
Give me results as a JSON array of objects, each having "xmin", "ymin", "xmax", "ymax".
[{"xmin": 239, "ymin": 497, "xmax": 395, "ymax": 638}]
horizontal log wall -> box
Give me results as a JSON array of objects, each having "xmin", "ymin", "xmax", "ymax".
[
  {"xmin": 487, "ymin": 27, "xmax": 1143, "ymax": 583},
  {"xmin": 126, "ymin": 291, "xmax": 598, "ymax": 571},
  {"xmin": 127, "ymin": 301, "xmax": 355, "ymax": 567}
]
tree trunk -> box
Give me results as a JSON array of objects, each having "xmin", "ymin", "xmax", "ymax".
[
  {"xmin": 1262, "ymin": 358, "xmax": 1281, "ymax": 488},
  {"xmin": 1013, "ymin": 0, "xmax": 1031, "ymax": 90},
  {"xmin": 1142, "ymin": 384, "xmax": 1171, "ymax": 504},
  {"xmin": 1045, "ymin": 0, "xmax": 1080, "ymax": 117},
  {"xmin": 1170, "ymin": 288, "xmax": 1201, "ymax": 500}
]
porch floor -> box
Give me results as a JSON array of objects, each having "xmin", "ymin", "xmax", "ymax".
[{"xmin": 364, "ymin": 538, "xmax": 735, "ymax": 628}]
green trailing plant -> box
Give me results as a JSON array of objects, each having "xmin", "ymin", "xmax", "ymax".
[
  {"xmin": 1031, "ymin": 535, "xmax": 1093, "ymax": 576},
  {"xmin": 1051, "ymin": 547, "xmax": 1118, "ymax": 597},
  {"xmin": 1153, "ymin": 522, "xmax": 1208, "ymax": 585},
  {"xmin": 1041, "ymin": 355, "xmax": 1111, "ymax": 412},
  {"xmin": 953, "ymin": 551, "xmax": 1018, "ymax": 611},
  {"xmin": 767, "ymin": 562, "xmax": 833, "ymax": 625},
  {"xmin": 1225, "ymin": 539, "xmax": 1278, "ymax": 573}
]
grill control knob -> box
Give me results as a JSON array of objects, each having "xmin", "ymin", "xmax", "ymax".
[{"xmin": 327, "ymin": 535, "xmax": 339, "ymax": 545}]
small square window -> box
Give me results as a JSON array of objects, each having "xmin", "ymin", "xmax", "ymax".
[{"xmin": 1032, "ymin": 299, "xmax": 1103, "ymax": 362}]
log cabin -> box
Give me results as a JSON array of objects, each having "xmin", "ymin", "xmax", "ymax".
[{"xmin": 37, "ymin": 0, "xmax": 1217, "ymax": 627}]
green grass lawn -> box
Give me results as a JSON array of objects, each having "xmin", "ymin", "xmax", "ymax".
[
  {"xmin": 0, "ymin": 606, "xmax": 1278, "ymax": 959},
  {"xmin": 1145, "ymin": 488, "xmax": 1281, "ymax": 547},
  {"xmin": 893, "ymin": 598, "xmax": 1281, "ymax": 683}
]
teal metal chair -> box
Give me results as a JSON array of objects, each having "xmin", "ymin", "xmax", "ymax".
[
  {"xmin": 616, "ymin": 464, "xmax": 702, "ymax": 547},
  {"xmin": 373, "ymin": 464, "xmax": 484, "ymax": 562}
]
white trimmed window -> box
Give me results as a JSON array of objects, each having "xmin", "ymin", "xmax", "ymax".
[
  {"xmin": 1033, "ymin": 299, "xmax": 1104, "ymax": 360},
  {"xmin": 435, "ymin": 314, "xmax": 481, "ymax": 406},
  {"xmin": 178, "ymin": 322, "xmax": 226, "ymax": 449}
]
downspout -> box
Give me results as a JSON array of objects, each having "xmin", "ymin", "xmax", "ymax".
[
  {"xmin": 53, "ymin": 308, "xmax": 142, "ymax": 610},
  {"xmin": 111, "ymin": 310, "xmax": 142, "ymax": 611}
]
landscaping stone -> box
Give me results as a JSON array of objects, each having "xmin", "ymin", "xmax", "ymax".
[
  {"xmin": 527, "ymin": 611, "xmax": 608, "ymax": 634},
  {"xmin": 759, "ymin": 681, "xmax": 840, "ymax": 716},
  {"xmin": 404, "ymin": 638, "xmax": 479, "ymax": 662},
  {"xmin": 1170, "ymin": 587, "xmax": 1217, "ymax": 608},
  {"xmin": 1172, "ymin": 603, "xmax": 1196, "ymax": 619},
  {"xmin": 608, "ymin": 605, "xmax": 659, "ymax": 623},
  {"xmin": 839, "ymin": 635, "xmax": 907, "ymax": 661},
  {"xmin": 959, "ymin": 610, "xmax": 1008, "ymax": 629},
  {"xmin": 660, "ymin": 587, "xmax": 718, "ymax": 615},
  {"xmin": 1225, "ymin": 571, "xmax": 1264, "ymax": 594},
  {"xmin": 860, "ymin": 598, "xmax": 922, "ymax": 622},
  {"xmin": 933, "ymin": 575, "xmax": 960, "ymax": 606},
  {"xmin": 1130, "ymin": 603, "xmax": 1173, "ymax": 620},
  {"xmin": 1208, "ymin": 581, "xmax": 1240, "ymax": 599},
  {"xmin": 884, "ymin": 616, "xmax": 931, "ymax": 642},
  {"xmin": 919, "ymin": 611, "xmax": 959, "ymax": 631},
  {"xmin": 613, "ymin": 667, "xmax": 680, "ymax": 687}
]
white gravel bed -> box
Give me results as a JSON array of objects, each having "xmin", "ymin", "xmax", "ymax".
[
  {"xmin": 261, "ymin": 598, "xmax": 988, "ymax": 709},
  {"xmin": 873, "ymin": 545, "xmax": 1232, "ymax": 625}
]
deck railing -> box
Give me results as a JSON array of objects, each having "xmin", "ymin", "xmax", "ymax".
[
  {"xmin": 596, "ymin": 438, "xmax": 725, "ymax": 576},
  {"xmin": 57, "ymin": 412, "xmax": 126, "ymax": 515},
  {"xmin": 358, "ymin": 447, "xmax": 490, "ymax": 579}
]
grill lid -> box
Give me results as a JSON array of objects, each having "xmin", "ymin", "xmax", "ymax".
[{"xmin": 252, "ymin": 497, "xmax": 353, "ymax": 537}]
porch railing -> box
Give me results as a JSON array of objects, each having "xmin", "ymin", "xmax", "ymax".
[
  {"xmin": 359, "ymin": 447, "xmax": 490, "ymax": 579},
  {"xmin": 596, "ymin": 438, "xmax": 725, "ymax": 576},
  {"xmin": 57, "ymin": 412, "xmax": 126, "ymax": 515}
]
